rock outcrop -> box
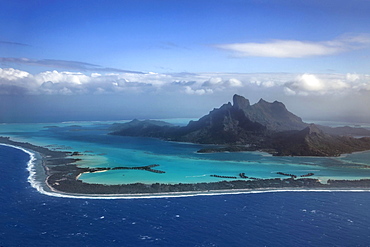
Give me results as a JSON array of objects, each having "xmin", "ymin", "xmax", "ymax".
[
  {"xmin": 272, "ymin": 124, "xmax": 370, "ymax": 156},
  {"xmin": 110, "ymin": 94, "xmax": 370, "ymax": 156},
  {"xmin": 232, "ymin": 94, "xmax": 308, "ymax": 131}
]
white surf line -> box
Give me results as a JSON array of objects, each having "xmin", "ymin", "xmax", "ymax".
[
  {"xmin": 28, "ymin": 187, "xmax": 370, "ymax": 200},
  {"xmin": 0, "ymin": 143, "xmax": 50, "ymax": 195},
  {"xmin": 2, "ymin": 143, "xmax": 370, "ymax": 200}
]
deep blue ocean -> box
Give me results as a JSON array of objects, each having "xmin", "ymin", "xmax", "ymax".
[{"xmin": 1, "ymin": 145, "xmax": 370, "ymax": 246}]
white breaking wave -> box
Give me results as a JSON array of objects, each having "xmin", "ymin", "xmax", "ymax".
[
  {"xmin": 0, "ymin": 144, "xmax": 49, "ymax": 195},
  {"xmin": 2, "ymin": 143, "xmax": 370, "ymax": 200}
]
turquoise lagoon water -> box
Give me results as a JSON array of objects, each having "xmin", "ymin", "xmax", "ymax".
[{"xmin": 1, "ymin": 120, "xmax": 370, "ymax": 186}]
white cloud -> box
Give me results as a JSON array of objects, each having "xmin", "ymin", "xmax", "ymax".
[
  {"xmin": 216, "ymin": 40, "xmax": 341, "ymax": 58},
  {"xmin": 1, "ymin": 67, "xmax": 369, "ymax": 97},
  {"xmin": 293, "ymin": 74, "xmax": 325, "ymax": 91},
  {"xmin": 35, "ymin": 71, "xmax": 90, "ymax": 85},
  {"xmin": 284, "ymin": 73, "xmax": 353, "ymax": 95},
  {"xmin": 260, "ymin": 80, "xmax": 275, "ymax": 88},
  {"xmin": 0, "ymin": 68, "xmax": 30, "ymax": 80},
  {"xmin": 283, "ymin": 87, "xmax": 296, "ymax": 96},
  {"xmin": 91, "ymin": 73, "xmax": 102, "ymax": 78},
  {"xmin": 184, "ymin": 86, "xmax": 213, "ymax": 95},
  {"xmin": 207, "ymin": 77, "xmax": 223, "ymax": 85},
  {"xmin": 200, "ymin": 77, "xmax": 243, "ymax": 89},
  {"xmin": 226, "ymin": 78, "xmax": 243, "ymax": 87},
  {"xmin": 215, "ymin": 34, "xmax": 370, "ymax": 58},
  {"xmin": 346, "ymin": 73, "xmax": 360, "ymax": 82},
  {"xmin": 0, "ymin": 68, "xmax": 39, "ymax": 94}
]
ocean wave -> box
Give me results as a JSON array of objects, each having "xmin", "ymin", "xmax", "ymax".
[
  {"xmin": 2, "ymin": 143, "xmax": 370, "ymax": 200},
  {"xmin": 35, "ymin": 188, "xmax": 370, "ymax": 200},
  {"xmin": 0, "ymin": 144, "xmax": 47, "ymax": 195}
]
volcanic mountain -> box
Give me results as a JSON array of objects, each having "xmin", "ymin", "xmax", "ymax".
[{"xmin": 110, "ymin": 94, "xmax": 370, "ymax": 156}]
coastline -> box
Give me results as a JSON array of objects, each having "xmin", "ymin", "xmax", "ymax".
[
  {"xmin": 2, "ymin": 136, "xmax": 370, "ymax": 199},
  {"xmin": 0, "ymin": 137, "xmax": 82, "ymax": 196}
]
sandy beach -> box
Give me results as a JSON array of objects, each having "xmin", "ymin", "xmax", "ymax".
[{"xmin": 2, "ymin": 136, "xmax": 370, "ymax": 199}]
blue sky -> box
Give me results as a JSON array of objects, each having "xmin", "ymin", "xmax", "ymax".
[{"xmin": 1, "ymin": 0, "xmax": 370, "ymax": 122}]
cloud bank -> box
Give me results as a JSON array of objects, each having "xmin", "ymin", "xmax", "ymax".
[
  {"xmin": 1, "ymin": 67, "xmax": 369, "ymax": 97},
  {"xmin": 1, "ymin": 67, "xmax": 370, "ymax": 123},
  {"xmin": 215, "ymin": 34, "xmax": 370, "ymax": 58}
]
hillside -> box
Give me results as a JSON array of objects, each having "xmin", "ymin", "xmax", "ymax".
[
  {"xmin": 272, "ymin": 124, "xmax": 370, "ymax": 156},
  {"xmin": 110, "ymin": 94, "xmax": 370, "ymax": 156}
]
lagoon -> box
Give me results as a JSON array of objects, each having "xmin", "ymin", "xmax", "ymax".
[{"xmin": 1, "ymin": 120, "xmax": 370, "ymax": 193}]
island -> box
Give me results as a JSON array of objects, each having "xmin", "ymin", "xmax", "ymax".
[
  {"xmin": 2, "ymin": 94, "xmax": 370, "ymax": 197},
  {"xmin": 111, "ymin": 94, "xmax": 370, "ymax": 157}
]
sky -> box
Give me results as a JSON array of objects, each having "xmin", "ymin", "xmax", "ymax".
[{"xmin": 1, "ymin": 0, "xmax": 370, "ymax": 123}]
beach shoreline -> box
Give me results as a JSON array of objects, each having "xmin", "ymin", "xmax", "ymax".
[{"xmin": 2, "ymin": 136, "xmax": 370, "ymax": 199}]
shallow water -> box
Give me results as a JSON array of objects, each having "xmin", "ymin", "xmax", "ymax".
[{"xmin": 1, "ymin": 120, "xmax": 370, "ymax": 187}]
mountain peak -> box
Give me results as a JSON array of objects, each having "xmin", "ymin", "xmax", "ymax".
[
  {"xmin": 231, "ymin": 95, "xmax": 307, "ymax": 131},
  {"xmin": 111, "ymin": 94, "xmax": 370, "ymax": 156},
  {"xmin": 232, "ymin": 94, "xmax": 250, "ymax": 110},
  {"xmin": 306, "ymin": 124, "xmax": 322, "ymax": 134},
  {"xmin": 257, "ymin": 98, "xmax": 268, "ymax": 104}
]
